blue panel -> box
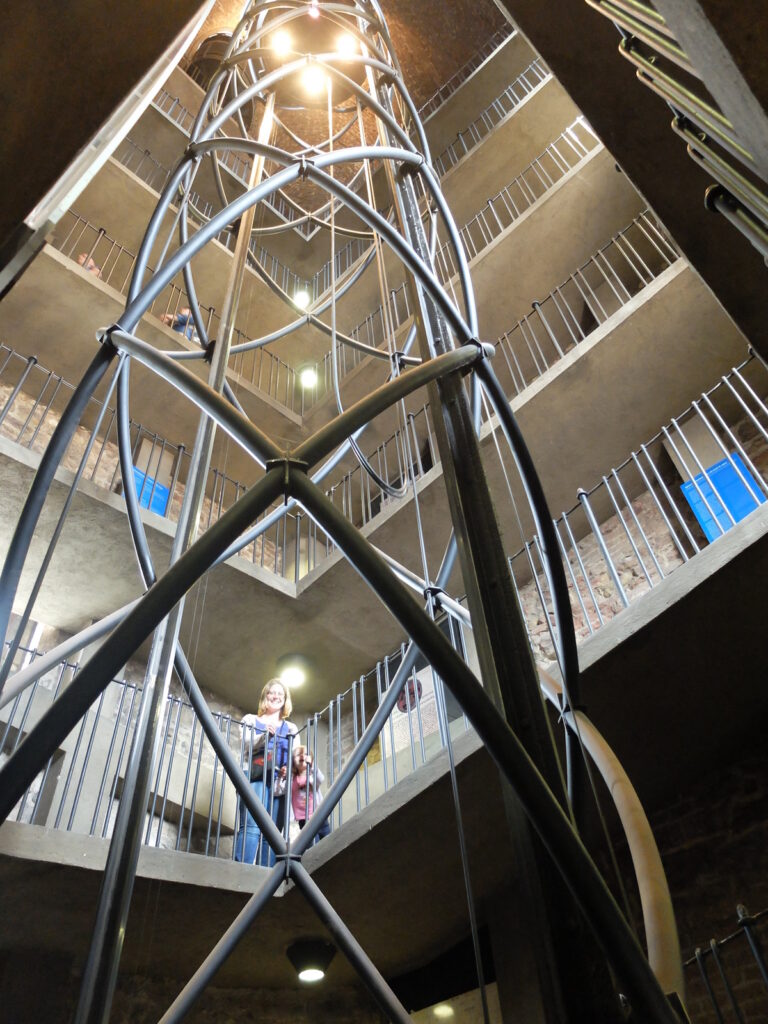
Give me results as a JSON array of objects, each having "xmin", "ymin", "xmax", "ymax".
[
  {"xmin": 681, "ymin": 453, "xmax": 765, "ymax": 543},
  {"xmin": 132, "ymin": 466, "xmax": 170, "ymax": 516}
]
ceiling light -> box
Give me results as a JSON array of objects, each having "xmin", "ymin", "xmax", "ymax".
[
  {"xmin": 337, "ymin": 33, "xmax": 357, "ymax": 57},
  {"xmin": 433, "ymin": 1006, "xmax": 454, "ymax": 1019},
  {"xmin": 280, "ymin": 664, "xmax": 306, "ymax": 688},
  {"xmin": 294, "ymin": 289, "xmax": 310, "ymax": 309},
  {"xmin": 300, "ymin": 366, "xmax": 318, "ymax": 389},
  {"xmin": 302, "ymin": 64, "xmax": 327, "ymax": 95},
  {"xmin": 286, "ymin": 938, "xmax": 335, "ymax": 982},
  {"xmin": 272, "ymin": 30, "xmax": 291, "ymax": 56},
  {"xmin": 308, "ymin": 0, "xmax": 320, "ymax": 18}
]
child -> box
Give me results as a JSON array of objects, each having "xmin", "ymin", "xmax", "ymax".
[{"xmin": 291, "ymin": 745, "xmax": 330, "ymax": 841}]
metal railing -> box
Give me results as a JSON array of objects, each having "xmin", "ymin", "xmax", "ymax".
[
  {"xmin": 433, "ymin": 57, "xmax": 551, "ymax": 177},
  {"xmin": 114, "ymin": 136, "xmax": 313, "ymax": 305},
  {"xmin": 310, "ymin": 210, "xmax": 679, "ymax": 540},
  {"xmin": 1, "ymin": 615, "xmax": 473, "ymax": 860},
  {"xmin": 684, "ymin": 905, "xmax": 768, "ymax": 1023},
  {"xmin": 304, "ymin": 117, "xmax": 602, "ymax": 408},
  {"xmin": 417, "ymin": 25, "xmax": 515, "ymax": 121},
  {"xmin": 510, "ymin": 354, "xmax": 768, "ymax": 666},
  {"xmin": 0, "ymin": 344, "xmax": 301, "ymax": 577},
  {"xmin": 495, "ymin": 210, "xmax": 679, "ymax": 395},
  {"xmin": 434, "ymin": 116, "xmax": 600, "ymax": 278},
  {"xmin": 586, "ymin": 0, "xmax": 768, "ymax": 259},
  {"xmin": 51, "ymin": 211, "xmax": 300, "ymax": 410},
  {"xmin": 152, "ymin": 88, "xmax": 316, "ymax": 239}
]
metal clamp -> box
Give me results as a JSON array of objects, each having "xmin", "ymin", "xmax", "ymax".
[
  {"xmin": 265, "ymin": 455, "xmax": 310, "ymax": 502},
  {"xmin": 274, "ymin": 850, "xmax": 303, "ymax": 878},
  {"xmin": 423, "ymin": 584, "xmax": 445, "ymax": 607},
  {"xmin": 390, "ymin": 349, "xmax": 408, "ymax": 373},
  {"xmin": 462, "ymin": 337, "xmax": 495, "ymax": 364}
]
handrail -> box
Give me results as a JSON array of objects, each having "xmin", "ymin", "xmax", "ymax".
[
  {"xmin": 305, "ymin": 118, "xmax": 601, "ymax": 408},
  {"xmin": 510, "ymin": 354, "xmax": 768, "ymax": 665},
  {"xmin": 417, "ymin": 25, "xmax": 515, "ymax": 121},
  {"xmin": 51, "ymin": 210, "xmax": 300, "ymax": 410},
  {"xmin": 316, "ymin": 210, "xmax": 679, "ymax": 528},
  {"xmin": 433, "ymin": 57, "xmax": 551, "ymax": 177},
  {"xmin": 0, "ymin": 343, "xmax": 299, "ymax": 577}
]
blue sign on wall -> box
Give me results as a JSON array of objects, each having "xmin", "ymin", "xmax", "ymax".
[
  {"xmin": 132, "ymin": 466, "xmax": 170, "ymax": 516},
  {"xmin": 681, "ymin": 453, "xmax": 765, "ymax": 543}
]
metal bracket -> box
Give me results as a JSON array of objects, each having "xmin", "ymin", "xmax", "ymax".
[{"xmin": 265, "ymin": 455, "xmax": 309, "ymax": 503}]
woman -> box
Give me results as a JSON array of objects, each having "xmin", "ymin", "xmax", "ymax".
[{"xmin": 235, "ymin": 679, "xmax": 297, "ymax": 866}]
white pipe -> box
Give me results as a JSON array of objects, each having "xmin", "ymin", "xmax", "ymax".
[{"xmin": 539, "ymin": 667, "xmax": 685, "ymax": 1000}]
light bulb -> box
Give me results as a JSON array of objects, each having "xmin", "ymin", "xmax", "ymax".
[
  {"xmin": 308, "ymin": 0, "xmax": 320, "ymax": 19},
  {"xmin": 433, "ymin": 1007, "xmax": 454, "ymax": 1020},
  {"xmin": 280, "ymin": 664, "xmax": 306, "ymax": 687},
  {"xmin": 298, "ymin": 967, "xmax": 324, "ymax": 982},
  {"xmin": 300, "ymin": 367, "xmax": 318, "ymax": 389},
  {"xmin": 337, "ymin": 33, "xmax": 357, "ymax": 57},
  {"xmin": 272, "ymin": 30, "xmax": 291, "ymax": 56},
  {"xmin": 294, "ymin": 289, "xmax": 310, "ymax": 309}
]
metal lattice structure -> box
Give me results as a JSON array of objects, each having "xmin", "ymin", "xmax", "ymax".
[{"xmin": 0, "ymin": 2, "xmax": 683, "ymax": 1021}]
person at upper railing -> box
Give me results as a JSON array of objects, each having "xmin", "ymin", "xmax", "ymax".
[
  {"xmin": 235, "ymin": 679, "xmax": 297, "ymax": 867},
  {"xmin": 76, "ymin": 252, "xmax": 101, "ymax": 277},
  {"xmin": 290, "ymin": 744, "xmax": 330, "ymax": 843},
  {"xmin": 160, "ymin": 306, "xmax": 197, "ymax": 340}
]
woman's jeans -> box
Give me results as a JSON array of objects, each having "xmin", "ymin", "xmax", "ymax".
[{"xmin": 234, "ymin": 779, "xmax": 283, "ymax": 866}]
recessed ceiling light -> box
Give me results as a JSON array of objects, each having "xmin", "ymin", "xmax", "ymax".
[
  {"xmin": 300, "ymin": 366, "xmax": 318, "ymax": 389},
  {"xmin": 287, "ymin": 938, "xmax": 336, "ymax": 982},
  {"xmin": 294, "ymin": 289, "xmax": 310, "ymax": 309},
  {"xmin": 298, "ymin": 967, "xmax": 324, "ymax": 982}
]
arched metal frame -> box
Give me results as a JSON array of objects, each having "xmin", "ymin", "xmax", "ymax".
[{"xmin": 0, "ymin": 2, "xmax": 682, "ymax": 1022}]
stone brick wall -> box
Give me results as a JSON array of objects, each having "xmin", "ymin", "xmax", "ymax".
[
  {"xmin": 660, "ymin": 751, "xmax": 768, "ymax": 1022},
  {"xmin": 514, "ymin": 409, "xmax": 768, "ymax": 670},
  {"xmin": 609, "ymin": 746, "xmax": 768, "ymax": 1023},
  {"xmin": 109, "ymin": 977, "xmax": 386, "ymax": 1024}
]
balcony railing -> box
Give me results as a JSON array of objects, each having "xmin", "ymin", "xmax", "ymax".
[
  {"xmin": 1, "ymin": 616, "xmax": 472, "ymax": 860},
  {"xmin": 434, "ymin": 116, "xmax": 599, "ymax": 277},
  {"xmin": 304, "ymin": 117, "xmax": 602, "ymax": 409},
  {"xmin": 510, "ymin": 354, "xmax": 768, "ymax": 667},
  {"xmin": 496, "ymin": 210, "xmax": 679, "ymax": 395},
  {"xmin": 51, "ymin": 211, "xmax": 300, "ymax": 411},
  {"xmin": 684, "ymin": 904, "xmax": 768, "ymax": 1023},
  {"xmin": 152, "ymin": 89, "xmax": 315, "ymax": 239},
  {"xmin": 417, "ymin": 25, "xmax": 515, "ymax": 121},
  {"xmin": 0, "ymin": 344, "xmax": 304, "ymax": 577},
  {"xmin": 314, "ymin": 211, "xmax": 678, "ymax": 532},
  {"xmin": 433, "ymin": 56, "xmax": 551, "ymax": 178}
]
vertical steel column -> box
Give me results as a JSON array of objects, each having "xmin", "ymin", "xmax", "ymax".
[
  {"xmin": 372, "ymin": 71, "xmax": 622, "ymax": 1019},
  {"xmin": 72, "ymin": 94, "xmax": 276, "ymax": 1024}
]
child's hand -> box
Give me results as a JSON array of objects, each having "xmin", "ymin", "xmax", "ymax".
[{"xmin": 279, "ymin": 765, "xmax": 287, "ymax": 778}]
